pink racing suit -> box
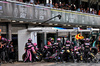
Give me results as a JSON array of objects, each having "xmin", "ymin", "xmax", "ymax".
[{"xmin": 24, "ymin": 43, "xmax": 35, "ymax": 62}]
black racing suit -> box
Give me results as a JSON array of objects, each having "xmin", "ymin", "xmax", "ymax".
[
  {"xmin": 0, "ymin": 43, "xmax": 2, "ymax": 62},
  {"xmin": 62, "ymin": 44, "xmax": 74, "ymax": 62},
  {"xmin": 2, "ymin": 42, "xmax": 7, "ymax": 61},
  {"xmin": 83, "ymin": 42, "xmax": 91, "ymax": 61},
  {"xmin": 9, "ymin": 44, "xmax": 14, "ymax": 61},
  {"xmin": 58, "ymin": 42, "xmax": 63, "ymax": 50},
  {"xmin": 24, "ymin": 42, "xmax": 35, "ymax": 62}
]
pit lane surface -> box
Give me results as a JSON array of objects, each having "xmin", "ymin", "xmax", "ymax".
[
  {"xmin": 1, "ymin": 62, "xmax": 100, "ymax": 66},
  {"xmin": 1, "ymin": 53, "xmax": 100, "ymax": 66}
]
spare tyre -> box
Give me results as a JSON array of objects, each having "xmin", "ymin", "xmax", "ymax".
[{"xmin": 91, "ymin": 47, "xmax": 98, "ymax": 55}]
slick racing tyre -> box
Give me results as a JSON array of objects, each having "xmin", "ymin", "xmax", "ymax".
[
  {"xmin": 22, "ymin": 53, "xmax": 26, "ymax": 61},
  {"xmin": 91, "ymin": 47, "xmax": 98, "ymax": 55}
]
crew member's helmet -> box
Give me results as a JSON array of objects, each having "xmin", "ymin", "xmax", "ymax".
[
  {"xmin": 83, "ymin": 39, "xmax": 85, "ymax": 41},
  {"xmin": 66, "ymin": 40, "xmax": 71, "ymax": 44},
  {"xmin": 44, "ymin": 46, "xmax": 48, "ymax": 49},
  {"xmin": 50, "ymin": 38, "xmax": 54, "ymax": 41},
  {"xmin": 33, "ymin": 43, "xmax": 37, "ymax": 47},
  {"xmin": 1, "ymin": 37, "xmax": 5, "ymax": 41},
  {"xmin": 28, "ymin": 38, "xmax": 32, "ymax": 41},
  {"xmin": 8, "ymin": 39, "xmax": 11, "ymax": 42},
  {"xmin": 57, "ymin": 38, "xmax": 61, "ymax": 41},
  {"xmin": 85, "ymin": 38, "xmax": 90, "ymax": 42}
]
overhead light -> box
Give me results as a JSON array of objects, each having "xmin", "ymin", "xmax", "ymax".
[
  {"xmin": 79, "ymin": 25, "xmax": 82, "ymax": 27},
  {"xmin": 68, "ymin": 24, "xmax": 71, "ymax": 26},
  {"xmin": 19, "ymin": 21, "xmax": 24, "ymax": 23},
  {"xmin": 49, "ymin": 23, "xmax": 53, "ymax": 25},
  {"xmin": 39, "ymin": 23, "xmax": 42, "ymax": 24},
  {"xmin": 87, "ymin": 26, "xmax": 89, "ymax": 27},
  {"xmin": 12, "ymin": 20, "xmax": 16, "ymax": 22},
  {"xmin": 32, "ymin": 22, "xmax": 36, "ymax": 24},
  {"xmin": 54, "ymin": 24, "xmax": 58, "ymax": 25},
  {"xmin": 76, "ymin": 25, "xmax": 78, "ymax": 27},
  {"xmin": 63, "ymin": 24, "xmax": 66, "ymax": 26}
]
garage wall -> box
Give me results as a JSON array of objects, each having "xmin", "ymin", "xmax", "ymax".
[
  {"xmin": 18, "ymin": 29, "xmax": 32, "ymax": 61},
  {"xmin": 0, "ymin": 24, "xmax": 26, "ymax": 34},
  {"xmin": 18, "ymin": 29, "xmax": 37, "ymax": 61}
]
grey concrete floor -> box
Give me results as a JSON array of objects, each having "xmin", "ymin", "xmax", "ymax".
[
  {"xmin": 1, "ymin": 62, "xmax": 100, "ymax": 66},
  {"xmin": 1, "ymin": 53, "xmax": 100, "ymax": 66},
  {"xmin": 1, "ymin": 62, "xmax": 55, "ymax": 66},
  {"xmin": 51, "ymin": 63, "xmax": 100, "ymax": 66}
]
